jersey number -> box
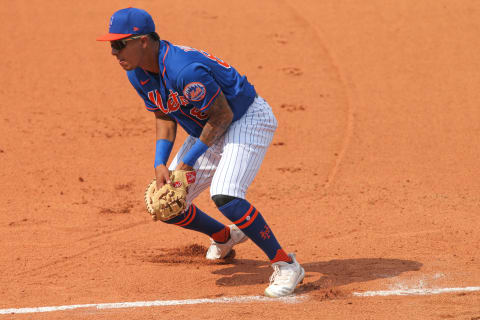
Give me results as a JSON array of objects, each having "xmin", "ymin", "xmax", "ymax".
[
  {"xmin": 190, "ymin": 107, "xmax": 208, "ymax": 120},
  {"xmin": 178, "ymin": 45, "xmax": 231, "ymax": 69}
]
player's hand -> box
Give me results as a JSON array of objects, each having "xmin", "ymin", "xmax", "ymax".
[
  {"xmin": 155, "ymin": 164, "xmax": 171, "ymax": 189},
  {"xmin": 175, "ymin": 162, "xmax": 194, "ymax": 171}
]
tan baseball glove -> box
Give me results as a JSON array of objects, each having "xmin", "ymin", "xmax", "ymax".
[{"xmin": 144, "ymin": 170, "xmax": 196, "ymax": 221}]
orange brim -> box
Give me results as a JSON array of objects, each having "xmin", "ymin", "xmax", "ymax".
[{"xmin": 96, "ymin": 33, "xmax": 132, "ymax": 41}]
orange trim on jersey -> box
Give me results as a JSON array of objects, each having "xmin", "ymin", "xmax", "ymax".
[
  {"xmin": 155, "ymin": 42, "xmax": 205, "ymax": 130},
  {"xmin": 145, "ymin": 104, "xmax": 160, "ymax": 111},
  {"xmin": 178, "ymin": 205, "xmax": 196, "ymax": 227},
  {"xmin": 162, "ymin": 43, "xmax": 170, "ymax": 79},
  {"xmin": 199, "ymin": 87, "xmax": 220, "ymax": 111},
  {"xmin": 157, "ymin": 42, "xmax": 204, "ymax": 129},
  {"xmin": 232, "ymin": 205, "xmax": 254, "ymax": 225},
  {"xmin": 238, "ymin": 208, "xmax": 259, "ymax": 230},
  {"xmin": 174, "ymin": 205, "xmax": 192, "ymax": 226},
  {"xmin": 178, "ymin": 108, "xmax": 205, "ymax": 128}
]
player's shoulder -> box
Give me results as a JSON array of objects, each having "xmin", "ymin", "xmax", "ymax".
[{"xmin": 164, "ymin": 42, "xmax": 208, "ymax": 73}]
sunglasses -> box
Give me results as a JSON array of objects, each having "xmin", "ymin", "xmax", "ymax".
[{"xmin": 110, "ymin": 35, "xmax": 145, "ymax": 51}]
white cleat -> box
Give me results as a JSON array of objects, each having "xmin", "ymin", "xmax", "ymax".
[
  {"xmin": 206, "ymin": 224, "xmax": 248, "ymax": 260},
  {"xmin": 264, "ymin": 253, "xmax": 305, "ymax": 297}
]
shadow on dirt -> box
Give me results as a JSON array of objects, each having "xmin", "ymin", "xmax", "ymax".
[{"xmin": 212, "ymin": 257, "xmax": 422, "ymax": 294}]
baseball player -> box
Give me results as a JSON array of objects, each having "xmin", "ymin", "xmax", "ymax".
[{"xmin": 97, "ymin": 7, "xmax": 304, "ymax": 297}]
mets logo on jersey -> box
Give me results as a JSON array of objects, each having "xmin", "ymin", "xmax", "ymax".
[{"xmin": 183, "ymin": 82, "xmax": 206, "ymax": 102}]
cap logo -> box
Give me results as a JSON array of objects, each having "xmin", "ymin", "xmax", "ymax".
[
  {"xmin": 183, "ymin": 82, "xmax": 206, "ymax": 102},
  {"xmin": 102, "ymin": 8, "xmax": 155, "ymax": 41}
]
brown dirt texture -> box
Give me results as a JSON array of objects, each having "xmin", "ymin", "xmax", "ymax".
[{"xmin": 1, "ymin": 0, "xmax": 480, "ymax": 319}]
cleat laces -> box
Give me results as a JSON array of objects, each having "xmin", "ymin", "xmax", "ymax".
[{"xmin": 269, "ymin": 264, "xmax": 294, "ymax": 285}]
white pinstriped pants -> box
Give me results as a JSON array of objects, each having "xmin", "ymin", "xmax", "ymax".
[{"xmin": 169, "ymin": 95, "xmax": 278, "ymax": 205}]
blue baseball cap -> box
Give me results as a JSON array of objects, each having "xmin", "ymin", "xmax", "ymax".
[{"xmin": 96, "ymin": 7, "xmax": 155, "ymax": 41}]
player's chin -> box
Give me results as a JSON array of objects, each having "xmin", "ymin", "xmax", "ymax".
[{"xmin": 119, "ymin": 60, "xmax": 135, "ymax": 71}]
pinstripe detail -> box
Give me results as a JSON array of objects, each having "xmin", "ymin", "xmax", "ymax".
[
  {"xmin": 210, "ymin": 96, "xmax": 277, "ymax": 198},
  {"xmin": 170, "ymin": 96, "xmax": 277, "ymax": 203}
]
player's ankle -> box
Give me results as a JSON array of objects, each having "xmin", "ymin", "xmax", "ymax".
[
  {"xmin": 211, "ymin": 226, "xmax": 231, "ymax": 243},
  {"xmin": 270, "ymin": 249, "xmax": 293, "ymax": 264}
]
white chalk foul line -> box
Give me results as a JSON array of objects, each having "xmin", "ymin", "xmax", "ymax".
[
  {"xmin": 4, "ymin": 286, "xmax": 479, "ymax": 314},
  {"xmin": 353, "ymin": 286, "xmax": 480, "ymax": 297},
  {"xmin": 0, "ymin": 295, "xmax": 305, "ymax": 315}
]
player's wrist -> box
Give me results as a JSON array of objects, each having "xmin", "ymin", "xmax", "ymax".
[
  {"xmin": 182, "ymin": 139, "xmax": 209, "ymax": 167},
  {"xmin": 154, "ymin": 139, "xmax": 174, "ymax": 168},
  {"xmin": 176, "ymin": 162, "xmax": 194, "ymax": 171}
]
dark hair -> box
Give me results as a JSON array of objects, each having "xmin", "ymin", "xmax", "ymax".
[{"xmin": 148, "ymin": 32, "xmax": 160, "ymax": 41}]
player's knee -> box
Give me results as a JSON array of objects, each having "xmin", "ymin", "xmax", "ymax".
[{"xmin": 211, "ymin": 194, "xmax": 237, "ymax": 208}]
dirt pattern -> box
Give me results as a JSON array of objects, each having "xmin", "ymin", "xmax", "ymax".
[
  {"xmin": 145, "ymin": 244, "xmax": 236, "ymax": 265},
  {"xmin": 1, "ymin": 0, "xmax": 480, "ymax": 319}
]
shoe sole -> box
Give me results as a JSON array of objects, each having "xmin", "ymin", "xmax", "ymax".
[{"xmin": 264, "ymin": 266, "xmax": 305, "ymax": 298}]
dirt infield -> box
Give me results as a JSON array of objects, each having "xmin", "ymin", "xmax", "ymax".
[{"xmin": 1, "ymin": 0, "xmax": 480, "ymax": 319}]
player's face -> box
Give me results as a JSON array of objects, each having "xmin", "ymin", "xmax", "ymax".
[{"xmin": 110, "ymin": 36, "xmax": 147, "ymax": 71}]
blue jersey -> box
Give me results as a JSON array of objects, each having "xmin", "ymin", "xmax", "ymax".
[{"xmin": 127, "ymin": 40, "xmax": 257, "ymax": 137}]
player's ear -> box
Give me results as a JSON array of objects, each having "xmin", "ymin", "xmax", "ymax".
[{"xmin": 140, "ymin": 36, "xmax": 149, "ymax": 49}]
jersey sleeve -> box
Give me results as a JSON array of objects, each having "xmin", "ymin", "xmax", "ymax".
[{"xmin": 176, "ymin": 63, "xmax": 221, "ymax": 113}]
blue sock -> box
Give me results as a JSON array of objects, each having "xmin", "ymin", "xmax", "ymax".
[
  {"xmin": 218, "ymin": 198, "xmax": 291, "ymax": 263},
  {"xmin": 163, "ymin": 204, "xmax": 230, "ymax": 242}
]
